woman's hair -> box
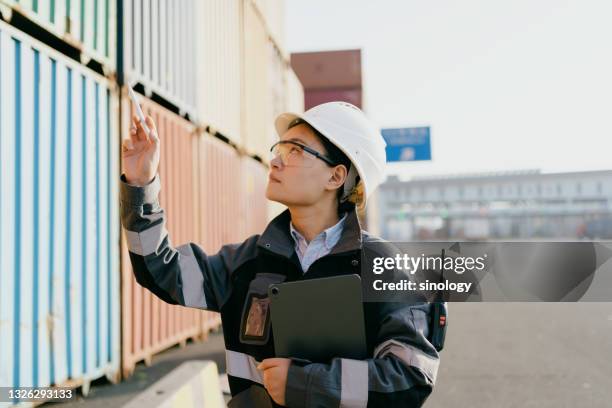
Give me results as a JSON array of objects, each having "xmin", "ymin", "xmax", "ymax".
[{"xmin": 287, "ymin": 118, "xmax": 364, "ymax": 215}]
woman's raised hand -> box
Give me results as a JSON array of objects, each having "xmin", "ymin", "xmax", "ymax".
[{"xmin": 122, "ymin": 115, "xmax": 161, "ymax": 186}]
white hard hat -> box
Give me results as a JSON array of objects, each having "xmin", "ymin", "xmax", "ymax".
[{"xmin": 274, "ymin": 101, "xmax": 387, "ymax": 206}]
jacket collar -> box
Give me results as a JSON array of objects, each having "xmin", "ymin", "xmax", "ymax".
[{"xmin": 257, "ymin": 207, "xmax": 363, "ymax": 259}]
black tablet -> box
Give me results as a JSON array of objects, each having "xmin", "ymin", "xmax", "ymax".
[{"xmin": 268, "ymin": 274, "xmax": 367, "ymax": 363}]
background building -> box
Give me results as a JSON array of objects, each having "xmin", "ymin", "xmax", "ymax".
[{"xmin": 370, "ymin": 169, "xmax": 612, "ymax": 241}]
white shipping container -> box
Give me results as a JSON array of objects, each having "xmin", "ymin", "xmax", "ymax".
[
  {"xmin": 0, "ymin": 20, "xmax": 121, "ymax": 397},
  {"xmin": 0, "ymin": 0, "xmax": 116, "ymax": 72},
  {"xmin": 122, "ymin": 0, "xmax": 197, "ymax": 119},
  {"xmin": 195, "ymin": 0, "xmax": 242, "ymax": 146}
]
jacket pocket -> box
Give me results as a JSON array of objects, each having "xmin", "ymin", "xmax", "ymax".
[{"xmin": 239, "ymin": 273, "xmax": 287, "ymax": 346}]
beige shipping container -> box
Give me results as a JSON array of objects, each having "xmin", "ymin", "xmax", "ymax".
[
  {"xmin": 242, "ymin": 0, "xmax": 271, "ymax": 162},
  {"xmin": 250, "ymin": 0, "xmax": 285, "ymax": 51},
  {"xmin": 120, "ymin": 90, "xmax": 219, "ymax": 379},
  {"xmin": 242, "ymin": 157, "xmax": 270, "ymax": 236},
  {"xmin": 269, "ymin": 41, "xmax": 286, "ymax": 134},
  {"xmin": 264, "ymin": 65, "xmax": 302, "ymax": 223},
  {"xmin": 243, "ymin": 0, "xmax": 303, "ymax": 165},
  {"xmin": 195, "ymin": 0, "xmax": 243, "ymax": 146},
  {"xmin": 285, "ymin": 67, "xmax": 305, "ymax": 114}
]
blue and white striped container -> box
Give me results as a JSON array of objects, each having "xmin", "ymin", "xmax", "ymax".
[
  {"xmin": 0, "ymin": 21, "xmax": 120, "ymax": 404},
  {"xmin": 0, "ymin": 0, "xmax": 116, "ymax": 72}
]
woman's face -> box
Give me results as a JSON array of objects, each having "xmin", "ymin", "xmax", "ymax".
[{"xmin": 265, "ymin": 124, "xmax": 343, "ymax": 207}]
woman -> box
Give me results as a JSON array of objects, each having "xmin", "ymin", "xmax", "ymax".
[{"xmin": 120, "ymin": 102, "xmax": 440, "ymax": 407}]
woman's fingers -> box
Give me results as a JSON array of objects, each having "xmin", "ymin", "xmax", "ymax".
[
  {"xmin": 129, "ymin": 119, "xmax": 140, "ymax": 144},
  {"xmin": 131, "ymin": 114, "xmax": 159, "ymax": 145},
  {"xmin": 122, "ymin": 138, "xmax": 134, "ymax": 152},
  {"xmin": 144, "ymin": 115, "xmax": 159, "ymax": 144},
  {"xmin": 122, "ymin": 137, "xmax": 141, "ymax": 157},
  {"xmin": 131, "ymin": 115, "xmax": 142, "ymax": 142},
  {"xmin": 133, "ymin": 114, "xmax": 149, "ymax": 142}
]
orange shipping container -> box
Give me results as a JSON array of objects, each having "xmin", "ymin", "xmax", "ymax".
[
  {"xmin": 195, "ymin": 131, "xmax": 273, "ymax": 248},
  {"xmin": 194, "ymin": 132, "xmax": 244, "ymax": 251},
  {"xmin": 120, "ymin": 90, "xmax": 219, "ymax": 378}
]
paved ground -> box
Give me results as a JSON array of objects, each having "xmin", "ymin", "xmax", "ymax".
[
  {"xmin": 425, "ymin": 303, "xmax": 612, "ymax": 408},
  {"xmin": 45, "ymin": 331, "xmax": 228, "ymax": 407},
  {"xmin": 45, "ymin": 303, "xmax": 612, "ymax": 407}
]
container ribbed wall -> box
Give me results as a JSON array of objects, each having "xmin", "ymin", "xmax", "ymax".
[
  {"xmin": 268, "ymin": 40, "xmax": 286, "ymax": 135},
  {"xmin": 122, "ymin": 0, "xmax": 197, "ymax": 118},
  {"xmin": 195, "ymin": 133, "xmax": 244, "ymax": 250},
  {"xmin": 242, "ymin": 0, "xmax": 270, "ymax": 162},
  {"xmin": 251, "ymin": 0, "xmax": 285, "ymax": 51},
  {"xmin": 0, "ymin": 21, "xmax": 121, "ymax": 394},
  {"xmin": 195, "ymin": 0, "xmax": 243, "ymax": 145}
]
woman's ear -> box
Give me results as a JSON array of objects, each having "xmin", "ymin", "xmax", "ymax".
[{"xmin": 327, "ymin": 165, "xmax": 348, "ymax": 189}]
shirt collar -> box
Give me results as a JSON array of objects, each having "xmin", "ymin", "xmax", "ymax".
[
  {"xmin": 289, "ymin": 211, "xmax": 348, "ymax": 249},
  {"xmin": 257, "ymin": 206, "xmax": 362, "ymax": 258}
]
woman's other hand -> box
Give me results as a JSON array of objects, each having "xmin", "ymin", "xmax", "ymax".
[{"xmin": 257, "ymin": 357, "xmax": 291, "ymax": 406}]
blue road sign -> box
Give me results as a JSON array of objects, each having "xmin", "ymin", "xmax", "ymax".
[{"xmin": 382, "ymin": 127, "xmax": 431, "ymax": 162}]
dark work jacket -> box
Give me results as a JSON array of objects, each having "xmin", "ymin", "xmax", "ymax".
[{"xmin": 120, "ymin": 174, "xmax": 440, "ymax": 408}]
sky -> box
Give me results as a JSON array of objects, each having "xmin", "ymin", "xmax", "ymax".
[{"xmin": 285, "ymin": 0, "xmax": 612, "ymax": 180}]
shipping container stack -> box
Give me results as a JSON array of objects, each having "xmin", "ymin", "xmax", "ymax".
[{"xmin": 0, "ymin": 0, "xmax": 304, "ymax": 402}]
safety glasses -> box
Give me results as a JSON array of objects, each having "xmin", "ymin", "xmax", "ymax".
[{"xmin": 269, "ymin": 140, "xmax": 337, "ymax": 168}]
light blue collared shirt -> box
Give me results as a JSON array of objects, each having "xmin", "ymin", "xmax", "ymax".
[{"xmin": 289, "ymin": 212, "xmax": 348, "ymax": 273}]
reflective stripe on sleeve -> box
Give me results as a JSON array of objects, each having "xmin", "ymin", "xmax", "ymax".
[
  {"xmin": 340, "ymin": 358, "xmax": 369, "ymax": 408},
  {"xmin": 124, "ymin": 221, "xmax": 167, "ymax": 256},
  {"xmin": 225, "ymin": 349, "xmax": 264, "ymax": 385},
  {"xmin": 373, "ymin": 339, "xmax": 439, "ymax": 384},
  {"xmin": 177, "ymin": 244, "xmax": 207, "ymax": 309}
]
